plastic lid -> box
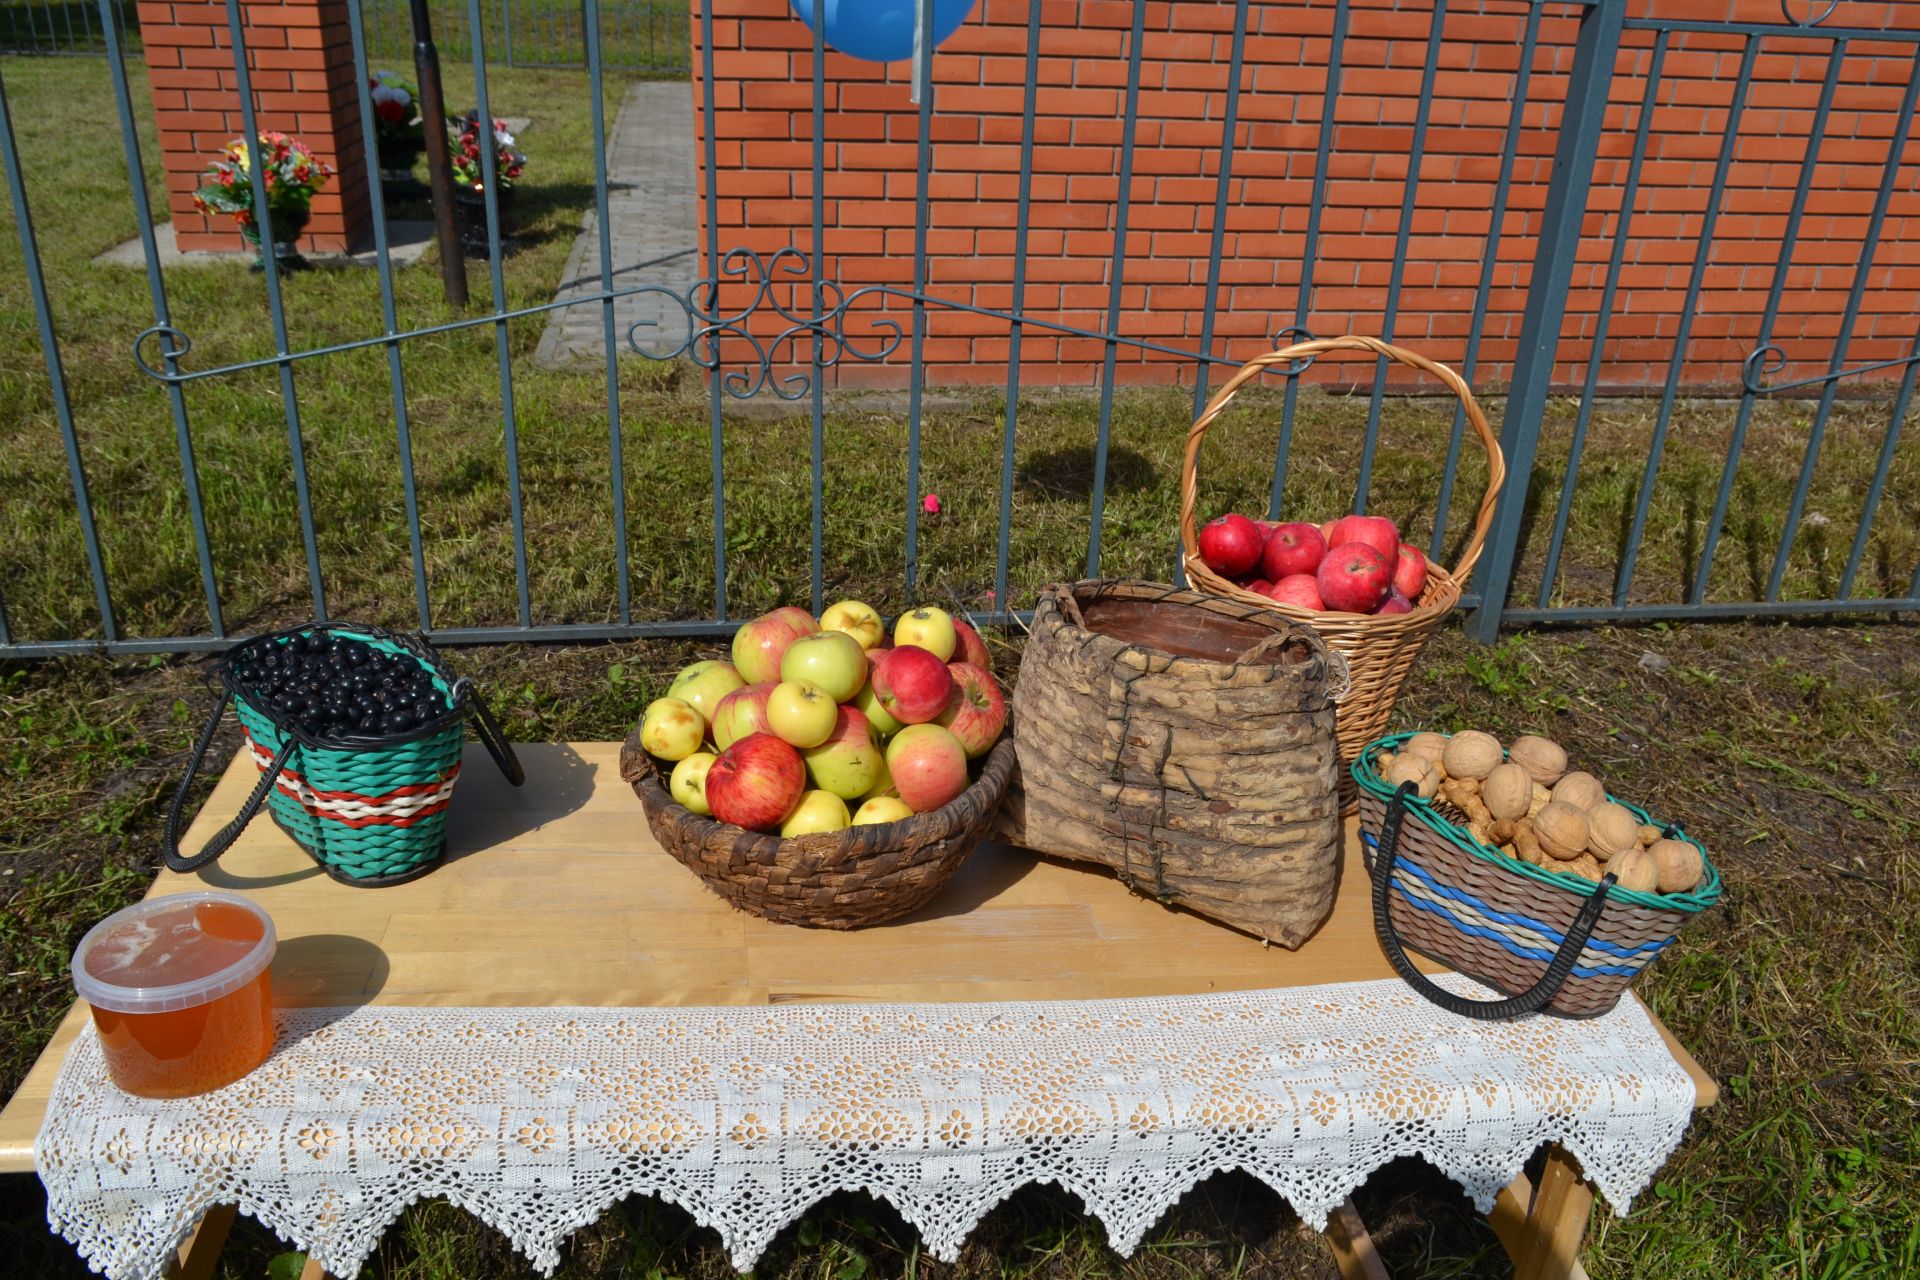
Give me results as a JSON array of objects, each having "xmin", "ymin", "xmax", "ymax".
[{"xmin": 71, "ymin": 892, "xmax": 277, "ymax": 1015}]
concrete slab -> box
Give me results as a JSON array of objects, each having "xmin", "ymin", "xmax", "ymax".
[{"xmin": 92, "ymin": 219, "xmax": 437, "ymax": 270}]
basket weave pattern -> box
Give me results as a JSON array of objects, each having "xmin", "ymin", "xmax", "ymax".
[
  {"xmin": 619, "ymin": 734, "xmax": 1015, "ymax": 929},
  {"xmin": 1000, "ymin": 580, "xmax": 1344, "ymax": 949},
  {"xmin": 1353, "ymin": 737, "xmax": 1720, "ymax": 1017},
  {"xmin": 231, "ymin": 630, "xmax": 464, "ymax": 883},
  {"xmin": 1178, "ymin": 337, "xmax": 1507, "ymax": 808}
]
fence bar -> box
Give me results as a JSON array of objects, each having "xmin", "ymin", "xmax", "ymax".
[
  {"xmin": 345, "ymin": 0, "xmax": 433, "ymax": 632},
  {"xmin": 1536, "ymin": 33, "xmax": 1665, "ymax": 607},
  {"xmin": 1355, "ymin": 0, "xmax": 1447, "ymax": 515},
  {"xmin": 1840, "ymin": 345, "xmax": 1918, "ymax": 600},
  {"xmin": 1691, "ymin": 41, "xmax": 1845, "ymax": 605},
  {"xmin": 1275, "ymin": 0, "xmax": 1348, "ymax": 518},
  {"xmin": 583, "ymin": 0, "xmax": 632, "ymax": 626},
  {"xmin": 808, "ymin": 0, "xmax": 825, "ymax": 616},
  {"xmin": 1084, "ymin": 0, "xmax": 1147, "ymax": 579},
  {"xmin": 1467, "ymin": 0, "xmax": 1626, "ymax": 642},
  {"xmin": 699, "ymin": 0, "xmax": 727, "ymax": 620},
  {"xmin": 1431, "ymin": 0, "xmax": 1538, "ymax": 565},
  {"xmin": 994, "ymin": 0, "xmax": 1044, "ymax": 612},
  {"xmin": 467, "ymin": 0, "xmax": 534, "ymax": 628},
  {"xmin": 0, "ymin": 67, "xmax": 117, "ymax": 641},
  {"xmin": 1612, "ymin": 36, "xmax": 1755, "ymax": 608},
  {"xmin": 1190, "ymin": 0, "xmax": 1247, "ymax": 423},
  {"xmin": 1764, "ymin": 52, "xmax": 1920, "ymax": 602},
  {"xmin": 1497, "ymin": 597, "xmax": 1919, "ymax": 625},
  {"xmin": 901, "ymin": 0, "xmax": 936, "ymax": 595},
  {"xmin": 224, "ymin": 0, "xmax": 329, "ymax": 621},
  {"xmin": 99, "ymin": 0, "xmax": 225, "ymax": 636}
]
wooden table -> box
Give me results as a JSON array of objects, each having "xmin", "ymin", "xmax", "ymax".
[{"xmin": 0, "ymin": 743, "xmax": 1715, "ymax": 1280}]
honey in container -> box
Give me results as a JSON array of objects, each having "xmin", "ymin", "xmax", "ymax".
[{"xmin": 70, "ymin": 892, "xmax": 277, "ymax": 1099}]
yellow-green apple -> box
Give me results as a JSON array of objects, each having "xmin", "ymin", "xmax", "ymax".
[
  {"xmin": 666, "ymin": 659, "xmax": 744, "ymax": 731},
  {"xmin": 953, "ymin": 618, "xmax": 991, "ymax": 671},
  {"xmin": 767, "ymin": 680, "xmax": 839, "ymax": 749},
  {"xmin": 892, "ymin": 605, "xmax": 956, "ymax": 661},
  {"xmin": 1316, "ymin": 542, "xmax": 1393, "ymax": 613},
  {"xmin": 1392, "ymin": 542, "xmax": 1428, "ymax": 601},
  {"xmin": 1325, "ymin": 514, "xmax": 1400, "ymax": 560},
  {"xmin": 779, "ymin": 630, "xmax": 867, "ymax": 703},
  {"xmin": 937, "ymin": 662, "xmax": 1007, "ymax": 757},
  {"xmin": 1260, "ymin": 521, "xmax": 1326, "ymax": 580},
  {"xmin": 884, "ymin": 723, "xmax": 970, "ymax": 813},
  {"xmin": 711, "ymin": 682, "xmax": 776, "ymax": 749},
  {"xmin": 779, "ymin": 789, "xmax": 850, "ymax": 837},
  {"xmin": 1196, "ymin": 513, "xmax": 1265, "ymax": 577},
  {"xmin": 852, "ymin": 796, "xmax": 914, "ymax": 826},
  {"xmin": 801, "ymin": 706, "xmax": 883, "ymax": 799},
  {"xmin": 820, "ymin": 599, "xmax": 885, "ymax": 650},
  {"xmin": 669, "ymin": 751, "xmax": 717, "ymax": 815},
  {"xmin": 639, "ymin": 697, "xmax": 704, "ymax": 761},
  {"xmin": 1266, "ymin": 574, "xmax": 1324, "ymax": 610},
  {"xmin": 730, "ymin": 608, "xmax": 818, "ymax": 685},
  {"xmin": 853, "ymin": 677, "xmax": 904, "ymax": 739},
  {"xmin": 871, "ymin": 645, "xmax": 956, "ymax": 724},
  {"xmin": 705, "ymin": 732, "xmax": 806, "ymax": 833},
  {"xmin": 859, "ymin": 751, "xmax": 896, "ymax": 800}
]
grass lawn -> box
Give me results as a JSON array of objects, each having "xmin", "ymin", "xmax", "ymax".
[{"xmin": 3, "ymin": 52, "xmax": 1920, "ymax": 1280}]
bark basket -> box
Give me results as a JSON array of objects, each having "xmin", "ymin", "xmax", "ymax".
[{"xmin": 999, "ymin": 580, "xmax": 1346, "ymax": 948}]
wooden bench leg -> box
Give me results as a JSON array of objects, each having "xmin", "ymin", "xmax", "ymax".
[
  {"xmin": 1326, "ymin": 1197, "xmax": 1393, "ymax": 1280},
  {"xmin": 298, "ymin": 1254, "xmax": 331, "ymax": 1280},
  {"xmin": 1507, "ymin": 1146, "xmax": 1595, "ymax": 1280},
  {"xmin": 165, "ymin": 1204, "xmax": 236, "ymax": 1280}
]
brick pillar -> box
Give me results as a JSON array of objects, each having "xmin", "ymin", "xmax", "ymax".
[{"xmin": 141, "ymin": 0, "xmax": 372, "ymax": 253}]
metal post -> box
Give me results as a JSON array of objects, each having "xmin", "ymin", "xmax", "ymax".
[
  {"xmin": 1465, "ymin": 0, "xmax": 1626, "ymax": 642},
  {"xmin": 411, "ymin": 0, "xmax": 468, "ymax": 306}
]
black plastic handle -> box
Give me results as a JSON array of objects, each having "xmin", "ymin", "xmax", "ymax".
[
  {"xmin": 162, "ymin": 690, "xmax": 299, "ymax": 875},
  {"xmin": 1367, "ymin": 781, "xmax": 1615, "ymax": 1020},
  {"xmin": 461, "ymin": 684, "xmax": 524, "ymax": 786}
]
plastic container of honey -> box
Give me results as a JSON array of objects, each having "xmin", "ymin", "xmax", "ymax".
[{"xmin": 70, "ymin": 892, "xmax": 277, "ymax": 1099}]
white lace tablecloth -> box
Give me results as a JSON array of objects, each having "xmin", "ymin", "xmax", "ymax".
[{"xmin": 36, "ymin": 976, "xmax": 1696, "ymax": 1279}]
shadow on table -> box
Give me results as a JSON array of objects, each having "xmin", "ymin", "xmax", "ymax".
[
  {"xmin": 896, "ymin": 842, "xmax": 1042, "ymax": 924},
  {"xmin": 442, "ymin": 741, "xmax": 598, "ymax": 863},
  {"xmin": 270, "ymin": 932, "xmax": 391, "ymax": 1005}
]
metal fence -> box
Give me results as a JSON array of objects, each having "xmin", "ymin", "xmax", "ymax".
[
  {"xmin": 0, "ymin": 0, "xmax": 688, "ymax": 69},
  {"xmin": 0, "ymin": 0, "xmax": 1916, "ymax": 659}
]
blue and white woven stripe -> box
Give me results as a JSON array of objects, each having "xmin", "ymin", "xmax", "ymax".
[{"xmin": 1361, "ymin": 831, "xmax": 1670, "ymax": 979}]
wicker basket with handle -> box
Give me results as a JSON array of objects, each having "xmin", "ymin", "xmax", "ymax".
[{"xmin": 1179, "ymin": 336, "xmax": 1507, "ymax": 809}]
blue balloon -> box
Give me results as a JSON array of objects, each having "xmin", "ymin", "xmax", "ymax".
[{"xmin": 790, "ymin": 0, "xmax": 976, "ymax": 64}]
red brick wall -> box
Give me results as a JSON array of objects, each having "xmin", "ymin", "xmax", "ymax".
[
  {"xmin": 142, "ymin": 0, "xmax": 371, "ymax": 253},
  {"xmin": 692, "ymin": 0, "xmax": 1920, "ymax": 392}
]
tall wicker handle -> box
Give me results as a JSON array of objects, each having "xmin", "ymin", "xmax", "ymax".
[
  {"xmin": 1367, "ymin": 782, "xmax": 1614, "ymax": 1020},
  {"xmin": 1179, "ymin": 336, "xmax": 1507, "ymax": 583}
]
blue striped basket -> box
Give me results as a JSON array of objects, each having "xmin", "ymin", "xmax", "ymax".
[{"xmin": 1353, "ymin": 732, "xmax": 1720, "ymax": 1018}]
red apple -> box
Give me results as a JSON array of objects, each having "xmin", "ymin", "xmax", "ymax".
[
  {"xmin": 729, "ymin": 608, "xmax": 819, "ymax": 685},
  {"xmin": 1318, "ymin": 519, "xmax": 1339, "ymax": 544},
  {"xmin": 710, "ymin": 682, "xmax": 776, "ymax": 750},
  {"xmin": 1317, "ymin": 542, "xmax": 1393, "ymax": 613},
  {"xmin": 1392, "ymin": 542, "xmax": 1428, "ymax": 602},
  {"xmin": 872, "ymin": 645, "xmax": 957, "ymax": 725},
  {"xmin": 1244, "ymin": 578, "xmax": 1274, "ymax": 595},
  {"xmin": 1377, "ymin": 589, "xmax": 1414, "ymax": 615},
  {"xmin": 1197, "ymin": 513, "xmax": 1266, "ymax": 578},
  {"xmin": 1260, "ymin": 521, "xmax": 1327, "ymax": 580},
  {"xmin": 1266, "ymin": 574, "xmax": 1324, "ymax": 610},
  {"xmin": 953, "ymin": 618, "xmax": 992, "ymax": 672},
  {"xmin": 937, "ymin": 662, "xmax": 1008, "ymax": 757},
  {"xmin": 1325, "ymin": 514, "xmax": 1400, "ymax": 561},
  {"xmin": 705, "ymin": 732, "xmax": 806, "ymax": 833},
  {"xmin": 884, "ymin": 724, "xmax": 970, "ymax": 814}
]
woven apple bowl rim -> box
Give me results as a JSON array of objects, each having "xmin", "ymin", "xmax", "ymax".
[
  {"xmin": 1177, "ymin": 336, "xmax": 1508, "ymax": 801},
  {"xmin": 619, "ymin": 728, "xmax": 1016, "ymax": 929}
]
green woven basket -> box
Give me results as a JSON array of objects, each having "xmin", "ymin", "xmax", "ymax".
[{"xmin": 164, "ymin": 622, "xmax": 522, "ymax": 886}]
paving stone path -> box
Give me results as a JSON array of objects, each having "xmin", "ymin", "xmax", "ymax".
[{"xmin": 535, "ymin": 81, "xmax": 699, "ymax": 367}]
